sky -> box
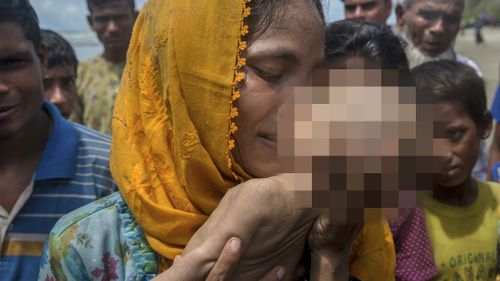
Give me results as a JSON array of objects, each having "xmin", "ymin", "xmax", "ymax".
[{"xmin": 31, "ymin": 0, "xmax": 394, "ymax": 60}]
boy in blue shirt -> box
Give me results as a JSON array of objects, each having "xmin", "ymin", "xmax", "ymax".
[{"xmin": 0, "ymin": 1, "xmax": 116, "ymax": 280}]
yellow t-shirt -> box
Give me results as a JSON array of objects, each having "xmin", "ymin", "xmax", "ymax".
[{"xmin": 420, "ymin": 181, "xmax": 500, "ymax": 281}]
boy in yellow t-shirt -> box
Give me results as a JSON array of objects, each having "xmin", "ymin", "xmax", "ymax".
[
  {"xmin": 419, "ymin": 181, "xmax": 500, "ymax": 280},
  {"xmin": 394, "ymin": 60, "xmax": 500, "ymax": 281}
]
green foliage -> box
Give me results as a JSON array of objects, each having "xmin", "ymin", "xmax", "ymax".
[{"xmin": 464, "ymin": 0, "xmax": 500, "ymax": 20}]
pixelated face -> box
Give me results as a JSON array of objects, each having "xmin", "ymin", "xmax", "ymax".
[
  {"xmin": 88, "ymin": 0, "xmax": 136, "ymax": 52},
  {"xmin": 43, "ymin": 64, "xmax": 77, "ymax": 119},
  {"xmin": 231, "ymin": 0, "xmax": 325, "ymax": 178},
  {"xmin": 398, "ymin": 0, "xmax": 463, "ymax": 57},
  {"xmin": 432, "ymin": 101, "xmax": 489, "ymax": 188},
  {"xmin": 277, "ymin": 57, "xmax": 436, "ymax": 224},
  {"xmin": 344, "ymin": 0, "xmax": 392, "ymax": 24},
  {"xmin": 0, "ymin": 23, "xmax": 46, "ymax": 139}
]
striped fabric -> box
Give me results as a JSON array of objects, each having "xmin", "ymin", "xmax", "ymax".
[{"xmin": 0, "ymin": 102, "xmax": 117, "ymax": 281}]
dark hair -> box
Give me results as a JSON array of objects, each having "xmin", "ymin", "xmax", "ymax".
[
  {"xmin": 87, "ymin": 0, "xmax": 135, "ymax": 13},
  {"xmin": 412, "ymin": 60, "xmax": 489, "ymax": 129},
  {"xmin": 247, "ymin": 0, "xmax": 325, "ymax": 41},
  {"xmin": 0, "ymin": 0, "xmax": 41, "ymax": 49},
  {"xmin": 41, "ymin": 29, "xmax": 78, "ymax": 74},
  {"xmin": 326, "ymin": 20, "xmax": 409, "ymax": 70},
  {"xmin": 402, "ymin": 0, "xmax": 464, "ymax": 9}
]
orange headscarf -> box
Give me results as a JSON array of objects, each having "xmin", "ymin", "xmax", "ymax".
[{"xmin": 110, "ymin": 0, "xmax": 251, "ymax": 259}]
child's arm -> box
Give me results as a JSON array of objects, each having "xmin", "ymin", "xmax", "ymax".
[{"xmin": 489, "ymin": 124, "xmax": 500, "ymax": 180}]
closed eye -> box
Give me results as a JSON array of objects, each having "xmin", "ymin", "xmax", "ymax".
[{"xmin": 250, "ymin": 66, "xmax": 282, "ymax": 82}]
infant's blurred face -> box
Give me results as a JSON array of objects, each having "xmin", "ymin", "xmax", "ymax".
[{"xmin": 278, "ymin": 58, "xmax": 435, "ymax": 224}]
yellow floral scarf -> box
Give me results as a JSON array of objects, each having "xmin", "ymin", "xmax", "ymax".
[{"xmin": 110, "ymin": 0, "xmax": 250, "ymax": 260}]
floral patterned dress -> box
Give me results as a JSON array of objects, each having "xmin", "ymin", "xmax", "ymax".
[
  {"xmin": 38, "ymin": 193, "xmax": 161, "ymax": 281},
  {"xmin": 71, "ymin": 55, "xmax": 125, "ymax": 135}
]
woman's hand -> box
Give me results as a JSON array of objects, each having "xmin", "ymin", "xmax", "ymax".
[
  {"xmin": 181, "ymin": 175, "xmax": 318, "ymax": 281},
  {"xmin": 152, "ymin": 237, "xmax": 286, "ymax": 281}
]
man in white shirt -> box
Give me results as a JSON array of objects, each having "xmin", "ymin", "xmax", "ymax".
[{"xmin": 395, "ymin": 0, "xmax": 480, "ymax": 71}]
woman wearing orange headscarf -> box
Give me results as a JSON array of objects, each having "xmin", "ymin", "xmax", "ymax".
[{"xmin": 38, "ymin": 0, "xmax": 395, "ymax": 280}]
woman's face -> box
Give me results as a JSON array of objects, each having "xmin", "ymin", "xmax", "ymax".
[{"xmin": 232, "ymin": 0, "xmax": 325, "ymax": 178}]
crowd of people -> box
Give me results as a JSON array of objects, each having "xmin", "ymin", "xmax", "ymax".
[{"xmin": 0, "ymin": 0, "xmax": 499, "ymax": 280}]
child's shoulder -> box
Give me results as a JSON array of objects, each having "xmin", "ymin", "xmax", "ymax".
[
  {"xmin": 477, "ymin": 181, "xmax": 500, "ymax": 209},
  {"xmin": 478, "ymin": 180, "xmax": 500, "ymax": 194}
]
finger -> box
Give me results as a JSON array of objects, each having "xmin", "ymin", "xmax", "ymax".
[
  {"xmin": 205, "ymin": 237, "xmax": 242, "ymax": 281},
  {"xmin": 173, "ymin": 255, "xmax": 182, "ymax": 265},
  {"xmin": 152, "ymin": 249, "xmax": 209, "ymax": 281},
  {"xmin": 259, "ymin": 266, "xmax": 286, "ymax": 281}
]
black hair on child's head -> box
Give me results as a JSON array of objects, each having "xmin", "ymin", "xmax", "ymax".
[
  {"xmin": 41, "ymin": 29, "xmax": 78, "ymax": 74},
  {"xmin": 326, "ymin": 19, "xmax": 409, "ymax": 70},
  {"xmin": 0, "ymin": 0, "xmax": 41, "ymax": 49},
  {"xmin": 412, "ymin": 60, "xmax": 489, "ymax": 130}
]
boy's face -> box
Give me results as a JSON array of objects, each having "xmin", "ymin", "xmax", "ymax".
[
  {"xmin": 432, "ymin": 101, "xmax": 490, "ymax": 188},
  {"xmin": 0, "ymin": 23, "xmax": 46, "ymax": 139},
  {"xmin": 344, "ymin": 0, "xmax": 392, "ymax": 24},
  {"xmin": 43, "ymin": 64, "xmax": 77, "ymax": 119},
  {"xmin": 88, "ymin": 0, "xmax": 136, "ymax": 53}
]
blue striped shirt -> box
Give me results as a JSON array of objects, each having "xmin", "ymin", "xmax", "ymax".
[{"xmin": 0, "ymin": 102, "xmax": 117, "ymax": 281}]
